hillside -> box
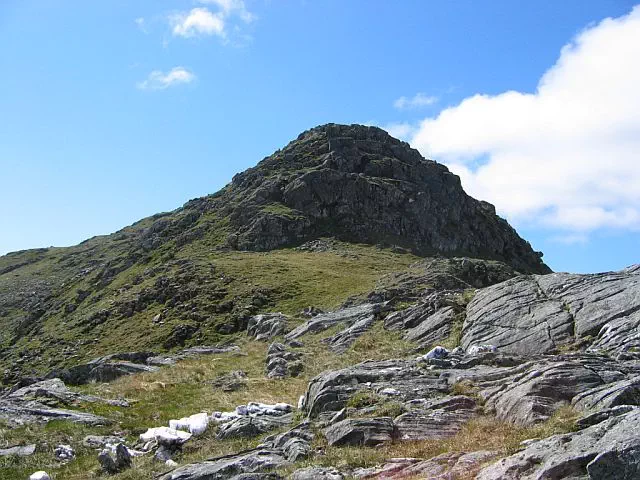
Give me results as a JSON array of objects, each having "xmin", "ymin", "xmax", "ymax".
[
  {"xmin": 0, "ymin": 124, "xmax": 547, "ymax": 384},
  {"xmin": 4, "ymin": 125, "xmax": 639, "ymax": 480}
]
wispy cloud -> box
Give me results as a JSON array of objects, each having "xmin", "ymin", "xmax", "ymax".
[
  {"xmin": 393, "ymin": 93, "xmax": 438, "ymax": 110},
  {"xmin": 134, "ymin": 17, "xmax": 148, "ymax": 33},
  {"xmin": 137, "ymin": 67, "xmax": 196, "ymax": 90},
  {"xmin": 199, "ymin": 0, "xmax": 256, "ymax": 23}
]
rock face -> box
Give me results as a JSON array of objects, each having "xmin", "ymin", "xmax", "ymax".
[
  {"xmin": 394, "ymin": 395, "xmax": 477, "ymax": 440},
  {"xmin": 461, "ymin": 267, "xmax": 640, "ymax": 356},
  {"xmin": 222, "ymin": 124, "xmax": 548, "ymax": 274},
  {"xmin": 302, "ymin": 359, "xmax": 449, "ymax": 418}
]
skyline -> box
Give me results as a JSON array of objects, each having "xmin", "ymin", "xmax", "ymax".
[{"xmin": 1, "ymin": 1, "xmax": 638, "ymax": 273}]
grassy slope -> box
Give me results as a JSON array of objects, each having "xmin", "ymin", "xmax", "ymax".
[{"xmin": 0, "ymin": 235, "xmax": 419, "ymax": 377}]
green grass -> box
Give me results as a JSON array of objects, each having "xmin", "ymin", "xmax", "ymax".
[{"xmin": 0, "ymin": 238, "xmax": 419, "ymax": 377}]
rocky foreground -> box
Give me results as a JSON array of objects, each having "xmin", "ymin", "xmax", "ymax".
[{"xmin": 3, "ymin": 261, "xmax": 639, "ymax": 479}]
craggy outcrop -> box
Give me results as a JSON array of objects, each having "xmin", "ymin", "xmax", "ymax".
[{"xmin": 223, "ymin": 124, "xmax": 549, "ymax": 274}]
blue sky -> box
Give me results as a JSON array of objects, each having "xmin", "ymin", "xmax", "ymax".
[{"xmin": 1, "ymin": 1, "xmax": 638, "ymax": 273}]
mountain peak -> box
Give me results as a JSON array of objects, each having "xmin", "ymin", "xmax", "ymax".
[{"xmin": 191, "ymin": 124, "xmax": 550, "ymax": 274}]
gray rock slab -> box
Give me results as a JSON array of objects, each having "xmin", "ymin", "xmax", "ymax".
[
  {"xmin": 0, "ymin": 444, "xmax": 36, "ymax": 457},
  {"xmin": 247, "ymin": 313, "xmax": 289, "ymax": 341},
  {"xmin": 286, "ymin": 304, "xmax": 379, "ymax": 340},
  {"xmin": 323, "ymin": 417, "xmax": 394, "ymax": 446},
  {"xmin": 476, "ymin": 409, "xmax": 640, "ymax": 480},
  {"xmin": 156, "ymin": 448, "xmax": 288, "ymax": 480}
]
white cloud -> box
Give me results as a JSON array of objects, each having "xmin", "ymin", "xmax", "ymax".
[
  {"xmin": 169, "ymin": 1, "xmax": 255, "ymax": 41},
  {"xmin": 394, "ymin": 93, "xmax": 438, "ymax": 110},
  {"xmin": 170, "ymin": 8, "xmax": 225, "ymax": 38},
  {"xmin": 199, "ymin": 0, "xmax": 256, "ymax": 23},
  {"xmin": 137, "ymin": 67, "xmax": 196, "ymax": 90},
  {"xmin": 409, "ymin": 6, "xmax": 640, "ymax": 234}
]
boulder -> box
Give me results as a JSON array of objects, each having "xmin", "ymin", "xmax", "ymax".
[
  {"xmin": 54, "ymin": 444, "xmax": 75, "ymax": 461},
  {"xmin": 49, "ymin": 358, "xmax": 158, "ymax": 386},
  {"xmin": 261, "ymin": 422, "xmax": 314, "ymax": 462},
  {"xmin": 323, "ymin": 417, "xmax": 395, "ymax": 446},
  {"xmin": 29, "ymin": 473, "xmax": 51, "ymax": 480},
  {"xmin": 247, "ymin": 313, "xmax": 289, "ymax": 341},
  {"xmin": 83, "ymin": 435, "xmax": 125, "ymax": 449},
  {"xmin": 266, "ymin": 343, "xmax": 303, "ymax": 378},
  {"xmin": 303, "ymin": 359, "xmax": 448, "ymax": 417},
  {"xmin": 0, "ymin": 397, "xmax": 111, "ymax": 427},
  {"xmin": 6, "ymin": 378, "xmax": 128, "ymax": 407},
  {"xmin": 139, "ymin": 427, "xmax": 192, "ymax": 446},
  {"xmin": 212, "ymin": 371, "xmax": 248, "ymax": 392}
]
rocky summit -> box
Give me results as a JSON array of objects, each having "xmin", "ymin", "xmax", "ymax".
[
  {"xmin": 210, "ymin": 124, "xmax": 548, "ymax": 273},
  {"xmin": 1, "ymin": 124, "xmax": 638, "ymax": 480}
]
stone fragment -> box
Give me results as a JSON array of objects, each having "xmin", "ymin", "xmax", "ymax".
[
  {"xmin": 217, "ymin": 413, "xmax": 293, "ymax": 440},
  {"xmin": 0, "ymin": 444, "xmax": 36, "ymax": 457},
  {"xmin": 54, "ymin": 444, "xmax": 75, "ymax": 461},
  {"xmin": 29, "ymin": 472, "xmax": 51, "ymax": 480}
]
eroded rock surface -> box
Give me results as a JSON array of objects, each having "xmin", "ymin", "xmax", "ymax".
[
  {"xmin": 158, "ymin": 424, "xmax": 312, "ymax": 480},
  {"xmin": 266, "ymin": 343, "xmax": 304, "ymax": 378},
  {"xmin": 462, "ymin": 267, "xmax": 640, "ymax": 357},
  {"xmin": 286, "ymin": 304, "xmax": 380, "ymax": 341},
  {"xmin": 247, "ymin": 313, "xmax": 289, "ymax": 341},
  {"xmin": 477, "ymin": 409, "xmax": 640, "ymax": 480}
]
